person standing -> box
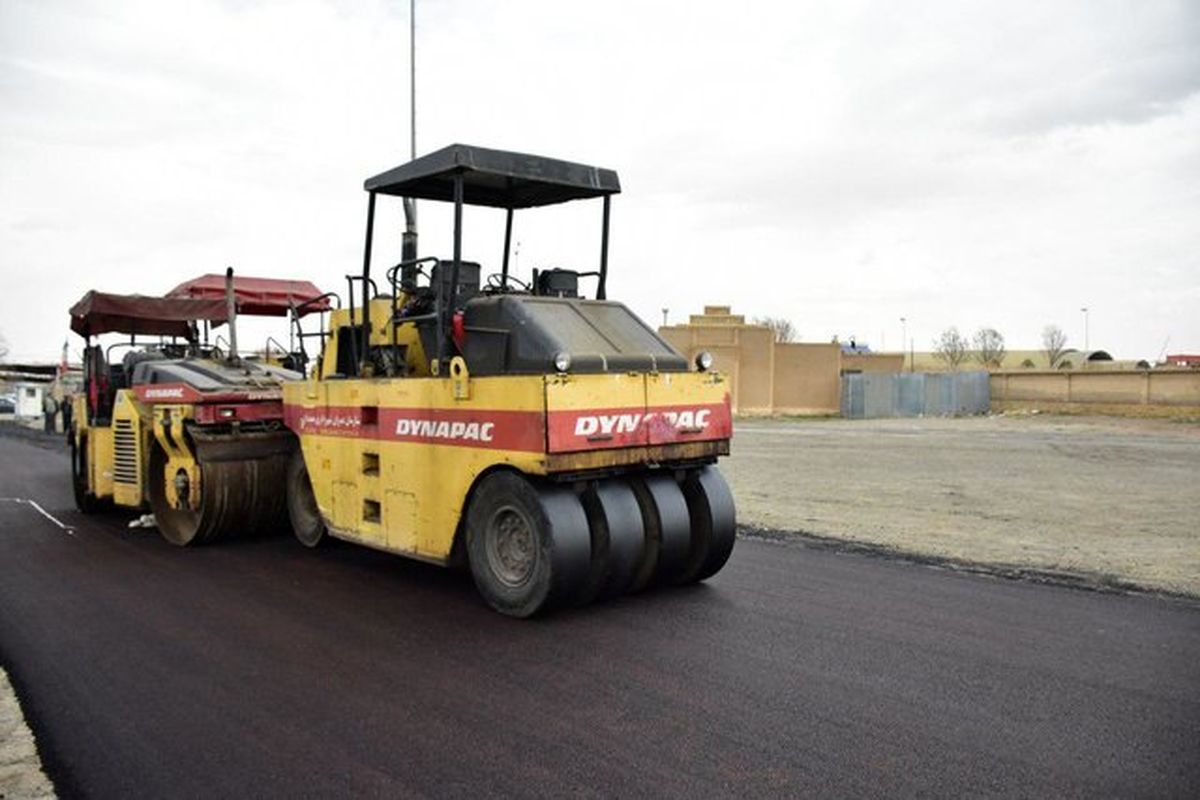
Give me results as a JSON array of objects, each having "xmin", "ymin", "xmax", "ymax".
[
  {"xmin": 61, "ymin": 392, "xmax": 74, "ymax": 437},
  {"xmin": 42, "ymin": 391, "xmax": 59, "ymax": 433}
]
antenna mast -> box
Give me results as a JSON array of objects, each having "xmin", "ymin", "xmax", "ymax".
[{"xmin": 401, "ymin": 0, "xmax": 418, "ymax": 265}]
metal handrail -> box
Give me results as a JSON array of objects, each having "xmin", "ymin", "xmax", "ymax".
[{"xmin": 385, "ymin": 257, "xmax": 441, "ymax": 376}]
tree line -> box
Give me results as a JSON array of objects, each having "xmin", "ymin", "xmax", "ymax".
[
  {"xmin": 748, "ymin": 316, "xmax": 1076, "ymax": 371},
  {"xmin": 933, "ymin": 324, "xmax": 1070, "ymax": 369}
]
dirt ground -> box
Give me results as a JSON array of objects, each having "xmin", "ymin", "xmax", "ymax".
[
  {"xmin": 0, "ymin": 668, "xmax": 54, "ymax": 799},
  {"xmin": 724, "ymin": 414, "xmax": 1200, "ymax": 596}
]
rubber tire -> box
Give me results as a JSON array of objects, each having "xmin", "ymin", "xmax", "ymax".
[
  {"xmin": 465, "ymin": 471, "xmax": 591, "ymax": 618},
  {"xmin": 676, "ymin": 466, "xmax": 738, "ymax": 584},
  {"xmin": 578, "ymin": 480, "xmax": 645, "ymax": 603},
  {"xmin": 286, "ymin": 450, "xmax": 327, "ymax": 548},
  {"xmin": 627, "ymin": 474, "xmax": 692, "ymax": 591},
  {"xmin": 70, "ymin": 435, "xmax": 99, "ymax": 514}
]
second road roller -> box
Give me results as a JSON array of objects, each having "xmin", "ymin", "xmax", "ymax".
[{"xmin": 67, "ymin": 271, "xmax": 330, "ymax": 545}]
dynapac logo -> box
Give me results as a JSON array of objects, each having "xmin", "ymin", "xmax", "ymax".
[
  {"xmin": 296, "ymin": 413, "xmax": 361, "ymax": 431},
  {"xmin": 395, "ymin": 418, "xmax": 495, "ymax": 442},
  {"xmin": 142, "ymin": 387, "xmax": 186, "ymax": 400},
  {"xmin": 574, "ymin": 408, "xmax": 711, "ymax": 437}
]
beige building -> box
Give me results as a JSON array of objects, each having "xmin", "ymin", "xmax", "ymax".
[
  {"xmin": 659, "ymin": 306, "xmax": 900, "ymax": 415},
  {"xmin": 658, "ymin": 306, "xmax": 1200, "ymax": 418}
]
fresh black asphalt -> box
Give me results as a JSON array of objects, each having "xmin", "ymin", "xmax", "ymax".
[{"xmin": 1, "ymin": 431, "xmax": 1197, "ymax": 798}]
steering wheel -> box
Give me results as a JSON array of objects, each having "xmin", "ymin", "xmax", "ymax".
[{"xmin": 485, "ymin": 273, "xmax": 530, "ymax": 292}]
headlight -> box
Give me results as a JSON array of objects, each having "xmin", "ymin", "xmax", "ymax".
[
  {"xmin": 553, "ymin": 352, "xmax": 571, "ymax": 373},
  {"xmin": 695, "ymin": 351, "xmax": 714, "ymax": 371}
]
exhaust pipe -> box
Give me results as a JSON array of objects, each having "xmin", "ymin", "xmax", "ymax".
[
  {"xmin": 225, "ymin": 266, "xmax": 238, "ymax": 362},
  {"xmin": 402, "ymin": 198, "xmax": 418, "ymax": 284}
]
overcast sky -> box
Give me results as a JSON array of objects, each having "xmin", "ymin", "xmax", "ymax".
[{"xmin": 2, "ymin": 0, "xmax": 1197, "ymax": 362}]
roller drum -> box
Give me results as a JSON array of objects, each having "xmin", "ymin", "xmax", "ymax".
[{"xmin": 149, "ymin": 439, "xmax": 292, "ymax": 547}]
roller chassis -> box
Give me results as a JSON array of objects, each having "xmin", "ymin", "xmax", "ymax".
[
  {"xmin": 70, "ymin": 370, "xmax": 297, "ymax": 546},
  {"xmin": 285, "ymin": 314, "xmax": 736, "ymax": 617}
]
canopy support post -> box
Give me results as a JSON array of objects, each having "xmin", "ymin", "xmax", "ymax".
[
  {"xmin": 360, "ymin": 191, "xmax": 377, "ymax": 376},
  {"xmin": 500, "ymin": 207, "xmax": 513, "ymax": 290},
  {"xmin": 224, "ymin": 267, "xmax": 238, "ymax": 363},
  {"xmin": 598, "ymin": 195, "xmax": 611, "ymax": 300},
  {"xmin": 438, "ymin": 173, "xmax": 464, "ymax": 370}
]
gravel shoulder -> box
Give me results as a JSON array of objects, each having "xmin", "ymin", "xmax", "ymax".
[
  {"xmin": 0, "ymin": 668, "xmax": 55, "ymax": 800},
  {"xmin": 724, "ymin": 414, "xmax": 1200, "ymax": 596}
]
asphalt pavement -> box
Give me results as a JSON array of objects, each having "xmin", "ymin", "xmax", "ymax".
[{"xmin": 1, "ymin": 431, "xmax": 1197, "ymax": 798}]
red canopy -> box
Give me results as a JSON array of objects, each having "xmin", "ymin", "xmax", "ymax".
[
  {"xmin": 69, "ymin": 292, "xmax": 228, "ymax": 339},
  {"xmin": 166, "ymin": 274, "xmax": 330, "ymax": 317}
]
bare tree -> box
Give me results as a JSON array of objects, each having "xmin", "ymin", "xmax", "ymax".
[
  {"xmin": 1042, "ymin": 324, "xmax": 1068, "ymax": 368},
  {"xmin": 753, "ymin": 316, "xmax": 796, "ymax": 343},
  {"xmin": 972, "ymin": 327, "xmax": 1006, "ymax": 368},
  {"xmin": 0, "ymin": 331, "xmax": 8, "ymax": 362},
  {"xmin": 933, "ymin": 327, "xmax": 969, "ymax": 370}
]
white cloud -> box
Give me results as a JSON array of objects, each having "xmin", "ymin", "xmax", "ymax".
[{"xmin": 1, "ymin": 0, "xmax": 1197, "ymax": 361}]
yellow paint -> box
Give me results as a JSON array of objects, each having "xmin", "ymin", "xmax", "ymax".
[
  {"xmin": 89, "ymin": 425, "xmax": 115, "ymax": 500},
  {"xmin": 110, "ymin": 390, "xmax": 146, "ymax": 508},
  {"xmin": 79, "ymin": 390, "xmax": 201, "ymax": 512},
  {"xmin": 319, "ymin": 298, "xmax": 431, "ymax": 379},
  {"xmin": 151, "ymin": 406, "xmax": 200, "ymax": 510},
  {"xmin": 285, "ymin": 373, "xmax": 548, "ymax": 563},
  {"xmin": 544, "ymin": 372, "xmax": 646, "ymax": 412},
  {"xmin": 646, "ymin": 370, "xmax": 728, "ymax": 407}
]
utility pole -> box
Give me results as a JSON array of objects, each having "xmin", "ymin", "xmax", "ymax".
[
  {"xmin": 1081, "ymin": 306, "xmax": 1089, "ymax": 351},
  {"xmin": 401, "ymin": 0, "xmax": 418, "ymax": 265},
  {"xmin": 900, "ymin": 316, "xmax": 908, "ymax": 370},
  {"xmin": 410, "ymin": 0, "xmax": 416, "ymax": 163}
]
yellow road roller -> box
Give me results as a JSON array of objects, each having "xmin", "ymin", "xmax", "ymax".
[
  {"xmin": 67, "ymin": 272, "xmax": 329, "ymax": 545},
  {"xmin": 283, "ymin": 144, "xmax": 737, "ymax": 616}
]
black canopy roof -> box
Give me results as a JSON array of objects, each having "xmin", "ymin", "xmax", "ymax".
[{"xmin": 363, "ymin": 144, "xmax": 621, "ymax": 209}]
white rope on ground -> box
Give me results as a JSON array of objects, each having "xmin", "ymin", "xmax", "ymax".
[{"xmin": 0, "ymin": 498, "xmax": 75, "ymax": 536}]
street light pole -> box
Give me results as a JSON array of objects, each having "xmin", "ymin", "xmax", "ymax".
[{"xmin": 1081, "ymin": 306, "xmax": 1089, "ymax": 352}]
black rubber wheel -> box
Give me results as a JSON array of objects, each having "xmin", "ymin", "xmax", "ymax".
[
  {"xmin": 578, "ymin": 480, "xmax": 645, "ymax": 603},
  {"xmin": 627, "ymin": 473, "xmax": 692, "ymax": 591},
  {"xmin": 70, "ymin": 435, "xmax": 99, "ymax": 514},
  {"xmin": 286, "ymin": 450, "xmax": 327, "ymax": 548},
  {"xmin": 465, "ymin": 471, "xmax": 591, "ymax": 618},
  {"xmin": 676, "ymin": 466, "xmax": 737, "ymax": 584}
]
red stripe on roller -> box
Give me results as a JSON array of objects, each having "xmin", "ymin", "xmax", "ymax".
[
  {"xmin": 285, "ymin": 399, "xmax": 733, "ymax": 455},
  {"xmin": 284, "ymin": 404, "xmax": 546, "ymax": 452},
  {"xmin": 133, "ymin": 383, "xmax": 283, "ymax": 405},
  {"xmin": 194, "ymin": 401, "xmax": 284, "ymax": 424}
]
